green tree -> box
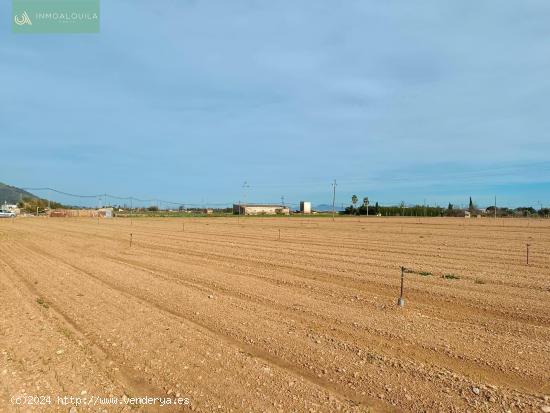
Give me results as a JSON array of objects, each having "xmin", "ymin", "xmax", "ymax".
[
  {"xmin": 469, "ymin": 197, "xmax": 475, "ymax": 213},
  {"xmin": 351, "ymin": 195, "xmax": 358, "ymax": 215},
  {"xmin": 18, "ymin": 197, "xmax": 65, "ymax": 214}
]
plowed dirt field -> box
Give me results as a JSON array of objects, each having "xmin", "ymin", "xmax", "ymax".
[{"xmin": 0, "ymin": 217, "xmax": 549, "ymax": 412}]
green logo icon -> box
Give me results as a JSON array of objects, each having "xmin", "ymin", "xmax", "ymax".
[{"xmin": 14, "ymin": 10, "xmax": 32, "ymax": 26}]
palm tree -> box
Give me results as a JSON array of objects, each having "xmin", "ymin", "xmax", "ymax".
[
  {"xmin": 363, "ymin": 197, "xmax": 369, "ymax": 216},
  {"xmin": 351, "ymin": 195, "xmax": 358, "ymax": 215}
]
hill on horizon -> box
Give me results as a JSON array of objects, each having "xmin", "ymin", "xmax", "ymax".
[
  {"xmin": 0, "ymin": 182, "xmax": 37, "ymax": 204},
  {"xmin": 314, "ymin": 204, "xmax": 344, "ymax": 212}
]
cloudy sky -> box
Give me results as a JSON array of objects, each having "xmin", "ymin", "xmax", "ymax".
[{"xmin": 1, "ymin": 1, "xmax": 549, "ymax": 208}]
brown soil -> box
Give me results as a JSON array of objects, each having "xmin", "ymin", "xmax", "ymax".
[{"xmin": 0, "ymin": 216, "xmax": 549, "ymax": 412}]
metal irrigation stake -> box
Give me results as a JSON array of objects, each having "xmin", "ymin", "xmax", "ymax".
[{"xmin": 397, "ymin": 266, "xmax": 405, "ymax": 307}]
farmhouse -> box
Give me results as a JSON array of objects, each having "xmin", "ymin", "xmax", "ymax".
[{"xmin": 233, "ymin": 204, "xmax": 290, "ymax": 215}]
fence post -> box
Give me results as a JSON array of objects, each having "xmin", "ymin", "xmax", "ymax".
[{"xmin": 397, "ymin": 266, "xmax": 405, "ymax": 307}]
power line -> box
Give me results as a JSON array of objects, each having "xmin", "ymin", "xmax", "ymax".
[
  {"xmin": 21, "ymin": 186, "xmax": 308, "ymax": 209},
  {"xmin": 332, "ymin": 179, "xmax": 337, "ymax": 221},
  {"xmin": 20, "ymin": 187, "xmax": 232, "ymax": 208}
]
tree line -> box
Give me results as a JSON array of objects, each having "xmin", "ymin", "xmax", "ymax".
[
  {"xmin": 17, "ymin": 197, "xmax": 65, "ymax": 214},
  {"xmin": 342, "ymin": 195, "xmax": 549, "ymax": 217}
]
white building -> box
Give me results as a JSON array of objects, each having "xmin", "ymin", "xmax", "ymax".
[
  {"xmin": 233, "ymin": 204, "xmax": 290, "ymax": 215},
  {"xmin": 1, "ymin": 203, "xmax": 19, "ymax": 214},
  {"xmin": 98, "ymin": 208, "xmax": 113, "ymax": 218},
  {"xmin": 300, "ymin": 201, "xmax": 311, "ymax": 214}
]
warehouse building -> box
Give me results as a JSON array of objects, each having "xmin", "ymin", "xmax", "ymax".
[{"xmin": 233, "ymin": 204, "xmax": 290, "ymax": 215}]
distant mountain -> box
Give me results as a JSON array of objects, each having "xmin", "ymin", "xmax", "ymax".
[
  {"xmin": 314, "ymin": 204, "xmax": 344, "ymax": 212},
  {"xmin": 0, "ymin": 182, "xmax": 37, "ymax": 204}
]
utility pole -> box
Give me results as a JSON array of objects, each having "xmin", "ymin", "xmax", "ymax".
[
  {"xmin": 241, "ymin": 181, "xmax": 250, "ymax": 220},
  {"xmin": 331, "ymin": 180, "xmax": 337, "ymax": 222},
  {"xmin": 242, "ymin": 181, "xmax": 250, "ymax": 206},
  {"xmin": 494, "ymin": 196, "xmax": 497, "ymax": 219},
  {"xmin": 281, "ymin": 195, "xmax": 285, "ymax": 207}
]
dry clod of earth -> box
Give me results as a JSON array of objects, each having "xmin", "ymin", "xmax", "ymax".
[{"xmin": 0, "ymin": 216, "xmax": 549, "ymax": 412}]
